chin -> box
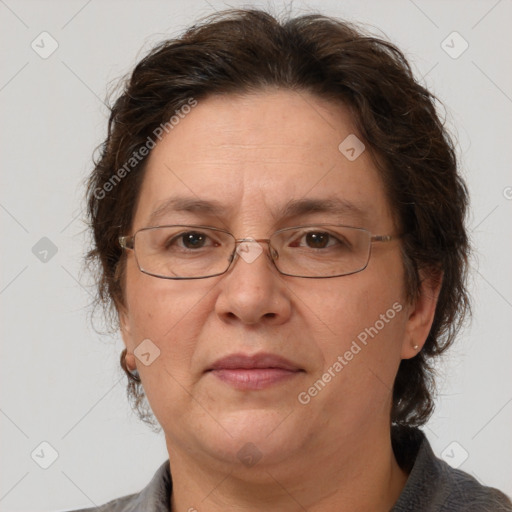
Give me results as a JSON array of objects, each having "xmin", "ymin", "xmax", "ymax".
[{"xmin": 198, "ymin": 408, "xmax": 307, "ymax": 469}]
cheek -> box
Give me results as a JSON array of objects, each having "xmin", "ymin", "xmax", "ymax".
[
  {"xmin": 123, "ymin": 261, "xmax": 214, "ymax": 370},
  {"xmin": 297, "ymin": 278, "xmax": 403, "ymax": 343},
  {"xmin": 296, "ymin": 252, "xmax": 408, "ymax": 373},
  {"xmin": 296, "ymin": 280, "xmax": 407, "ymax": 421}
]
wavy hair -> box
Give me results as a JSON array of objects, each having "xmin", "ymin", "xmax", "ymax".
[{"xmin": 86, "ymin": 8, "xmax": 470, "ymax": 428}]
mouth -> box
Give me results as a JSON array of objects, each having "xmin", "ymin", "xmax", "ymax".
[{"xmin": 206, "ymin": 353, "xmax": 305, "ymax": 390}]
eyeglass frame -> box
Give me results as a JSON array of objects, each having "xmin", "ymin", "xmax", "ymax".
[{"xmin": 118, "ymin": 224, "xmax": 400, "ymax": 280}]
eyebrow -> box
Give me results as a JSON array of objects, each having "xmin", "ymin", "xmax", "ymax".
[
  {"xmin": 278, "ymin": 197, "xmax": 367, "ymax": 221},
  {"xmin": 147, "ymin": 195, "xmax": 368, "ymax": 226},
  {"xmin": 148, "ymin": 197, "xmax": 225, "ymax": 225}
]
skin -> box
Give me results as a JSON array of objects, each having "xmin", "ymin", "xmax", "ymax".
[{"xmin": 120, "ymin": 89, "xmax": 441, "ymax": 511}]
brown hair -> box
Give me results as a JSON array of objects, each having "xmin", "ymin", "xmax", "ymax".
[{"xmin": 86, "ymin": 8, "xmax": 470, "ymax": 428}]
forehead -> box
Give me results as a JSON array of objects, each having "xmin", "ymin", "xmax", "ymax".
[{"xmin": 134, "ymin": 90, "xmax": 393, "ymax": 231}]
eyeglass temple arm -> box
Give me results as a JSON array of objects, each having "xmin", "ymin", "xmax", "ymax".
[
  {"xmin": 119, "ymin": 236, "xmax": 135, "ymax": 250},
  {"xmin": 371, "ymin": 235, "xmax": 397, "ymax": 243}
]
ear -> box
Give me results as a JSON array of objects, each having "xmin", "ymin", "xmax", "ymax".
[
  {"xmin": 119, "ymin": 306, "xmax": 136, "ymax": 372},
  {"xmin": 401, "ymin": 269, "xmax": 443, "ymax": 359}
]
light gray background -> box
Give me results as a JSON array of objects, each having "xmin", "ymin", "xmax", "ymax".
[{"xmin": 1, "ymin": 0, "xmax": 511, "ymax": 510}]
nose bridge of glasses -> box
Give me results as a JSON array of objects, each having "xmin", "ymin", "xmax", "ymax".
[
  {"xmin": 234, "ymin": 237, "xmax": 271, "ymax": 246},
  {"xmin": 232, "ymin": 237, "xmax": 278, "ymax": 265}
]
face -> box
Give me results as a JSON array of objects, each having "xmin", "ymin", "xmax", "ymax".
[{"xmin": 120, "ymin": 90, "xmax": 429, "ymax": 474}]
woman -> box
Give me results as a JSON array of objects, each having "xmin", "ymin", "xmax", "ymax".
[{"xmin": 71, "ymin": 8, "xmax": 512, "ymax": 511}]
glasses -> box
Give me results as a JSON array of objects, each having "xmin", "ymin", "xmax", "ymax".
[{"xmin": 119, "ymin": 224, "xmax": 399, "ymax": 280}]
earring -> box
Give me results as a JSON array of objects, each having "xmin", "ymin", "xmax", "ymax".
[
  {"xmin": 121, "ymin": 348, "xmax": 140, "ymax": 381},
  {"xmin": 412, "ymin": 344, "xmax": 419, "ymax": 351}
]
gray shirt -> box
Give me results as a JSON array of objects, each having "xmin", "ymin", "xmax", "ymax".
[{"xmin": 67, "ymin": 427, "xmax": 512, "ymax": 511}]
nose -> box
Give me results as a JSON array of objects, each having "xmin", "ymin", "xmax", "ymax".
[{"xmin": 214, "ymin": 239, "xmax": 292, "ymax": 326}]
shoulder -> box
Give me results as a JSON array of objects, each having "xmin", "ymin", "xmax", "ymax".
[
  {"xmin": 63, "ymin": 492, "xmax": 138, "ymax": 512},
  {"xmin": 63, "ymin": 460, "xmax": 172, "ymax": 512},
  {"xmin": 434, "ymin": 462, "xmax": 512, "ymax": 511},
  {"xmin": 392, "ymin": 427, "xmax": 512, "ymax": 512}
]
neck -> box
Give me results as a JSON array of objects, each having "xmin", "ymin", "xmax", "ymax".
[{"xmin": 167, "ymin": 424, "xmax": 408, "ymax": 512}]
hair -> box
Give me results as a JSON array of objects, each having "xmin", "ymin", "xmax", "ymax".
[{"xmin": 85, "ymin": 8, "xmax": 470, "ymax": 429}]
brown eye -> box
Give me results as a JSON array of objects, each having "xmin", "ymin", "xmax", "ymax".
[
  {"xmin": 164, "ymin": 231, "xmax": 213, "ymax": 251},
  {"xmin": 305, "ymin": 232, "xmax": 330, "ymax": 249},
  {"xmin": 181, "ymin": 232, "xmax": 207, "ymax": 249}
]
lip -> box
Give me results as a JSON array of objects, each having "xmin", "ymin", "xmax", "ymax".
[{"xmin": 206, "ymin": 353, "xmax": 304, "ymax": 390}]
